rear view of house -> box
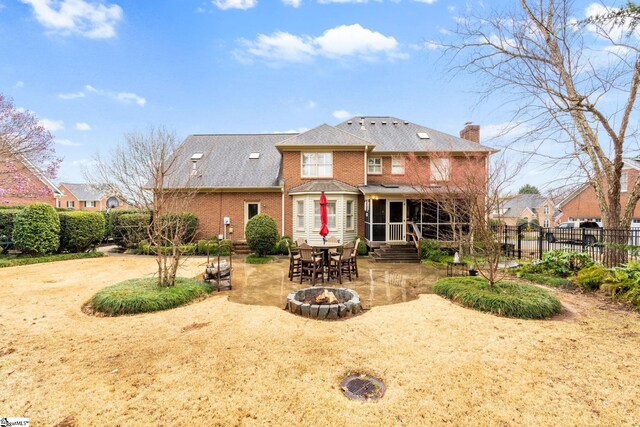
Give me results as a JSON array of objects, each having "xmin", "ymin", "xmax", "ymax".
[{"xmin": 168, "ymin": 116, "xmax": 495, "ymax": 248}]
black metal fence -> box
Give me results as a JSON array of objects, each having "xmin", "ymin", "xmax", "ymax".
[{"xmin": 496, "ymin": 225, "xmax": 640, "ymax": 267}]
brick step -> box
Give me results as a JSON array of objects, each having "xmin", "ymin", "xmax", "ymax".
[{"xmin": 370, "ymin": 257, "xmax": 421, "ymax": 263}]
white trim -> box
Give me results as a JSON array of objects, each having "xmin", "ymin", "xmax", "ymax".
[
  {"xmin": 391, "ymin": 156, "xmax": 405, "ymax": 175},
  {"xmin": 367, "ymin": 157, "xmax": 382, "ymax": 175},
  {"xmin": 244, "ymin": 201, "xmax": 260, "ymax": 238},
  {"xmin": 301, "ymin": 152, "xmax": 333, "ymax": 178}
]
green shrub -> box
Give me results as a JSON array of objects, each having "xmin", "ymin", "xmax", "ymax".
[
  {"xmin": 521, "ymin": 250, "xmax": 593, "ymax": 277},
  {"xmin": 0, "ymin": 208, "xmax": 21, "ymax": 249},
  {"xmin": 195, "ymin": 239, "xmax": 232, "ymax": 256},
  {"xmin": 272, "ymin": 236, "xmax": 293, "ymax": 255},
  {"xmin": 575, "ymin": 265, "xmax": 610, "ymax": 290},
  {"xmin": 516, "ymin": 272, "xmax": 574, "ymax": 288},
  {"xmin": 12, "ymin": 203, "xmax": 60, "ymax": 255},
  {"xmin": 138, "ymin": 242, "xmax": 197, "ymax": 256},
  {"xmin": 433, "ymin": 277, "xmax": 562, "ymax": 319},
  {"xmin": 245, "ymin": 214, "xmax": 279, "ymax": 257},
  {"xmin": 58, "ymin": 211, "xmax": 106, "ymax": 253},
  {"xmin": 108, "ymin": 209, "xmax": 146, "ymax": 245},
  {"xmin": 356, "ymin": 236, "xmax": 368, "ymax": 256},
  {"xmin": 160, "ymin": 212, "xmax": 199, "ymax": 243},
  {"xmin": 0, "ymin": 251, "xmax": 103, "ymax": 268},
  {"xmin": 420, "ymin": 239, "xmax": 448, "ymax": 262},
  {"xmin": 89, "ymin": 277, "xmax": 213, "ymax": 316},
  {"xmin": 114, "ymin": 212, "xmax": 150, "ymax": 248},
  {"xmin": 245, "ymin": 254, "xmax": 276, "ymax": 264}
]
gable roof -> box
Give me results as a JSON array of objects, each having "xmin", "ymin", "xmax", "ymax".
[
  {"xmin": 336, "ymin": 116, "xmax": 496, "ymax": 153},
  {"xmin": 276, "ymin": 124, "xmax": 371, "ymax": 148},
  {"xmin": 499, "ymin": 194, "xmax": 549, "ymax": 218},
  {"xmin": 17, "ymin": 155, "xmax": 63, "ymax": 197},
  {"xmin": 166, "ymin": 134, "xmax": 292, "ymax": 188},
  {"xmin": 59, "ymin": 183, "xmax": 103, "ymax": 201}
]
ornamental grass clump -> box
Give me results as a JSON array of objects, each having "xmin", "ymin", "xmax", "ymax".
[
  {"xmin": 433, "ymin": 277, "xmax": 562, "ymax": 319},
  {"xmin": 89, "ymin": 277, "xmax": 213, "ymax": 316}
]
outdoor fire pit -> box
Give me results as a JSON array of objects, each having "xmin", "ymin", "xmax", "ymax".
[{"xmin": 285, "ymin": 287, "xmax": 362, "ymax": 319}]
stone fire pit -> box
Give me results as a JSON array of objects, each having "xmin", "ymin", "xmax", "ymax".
[{"xmin": 285, "ymin": 287, "xmax": 362, "ymax": 320}]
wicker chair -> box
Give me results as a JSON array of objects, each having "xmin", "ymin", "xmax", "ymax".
[{"xmin": 298, "ymin": 243, "xmax": 324, "ymax": 286}]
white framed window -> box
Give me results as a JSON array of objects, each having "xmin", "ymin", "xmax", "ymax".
[
  {"xmin": 302, "ymin": 153, "xmax": 332, "ymax": 178},
  {"xmin": 543, "ymin": 219, "xmax": 549, "ymax": 227},
  {"xmin": 543, "ymin": 205, "xmax": 549, "ymax": 215},
  {"xmin": 368, "ymin": 157, "xmax": 382, "ymax": 174},
  {"xmin": 345, "ymin": 200, "xmax": 354, "ymax": 230},
  {"xmin": 391, "ymin": 156, "xmax": 405, "ymax": 175},
  {"xmin": 314, "ymin": 200, "xmax": 336, "ymax": 229},
  {"xmin": 67, "ymin": 201, "xmax": 75, "ymax": 208},
  {"xmin": 430, "ymin": 158, "xmax": 450, "ymax": 181},
  {"xmin": 296, "ymin": 200, "xmax": 305, "ymax": 230},
  {"xmin": 86, "ymin": 201, "xmax": 96, "ymax": 208},
  {"xmin": 56, "ymin": 199, "xmax": 60, "ymax": 208},
  {"xmin": 622, "ymin": 172, "xmax": 628, "ymax": 192}
]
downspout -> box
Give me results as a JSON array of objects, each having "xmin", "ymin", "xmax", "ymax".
[
  {"xmin": 364, "ymin": 146, "xmax": 368, "ymax": 186},
  {"xmin": 281, "ymin": 186, "xmax": 285, "ymax": 237}
]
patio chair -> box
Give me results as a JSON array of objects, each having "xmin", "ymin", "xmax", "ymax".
[
  {"xmin": 295, "ymin": 237, "xmax": 307, "ymax": 247},
  {"xmin": 327, "ymin": 236, "xmax": 340, "ymax": 255},
  {"xmin": 286, "ymin": 240, "xmax": 301, "ymax": 281},
  {"xmin": 338, "ymin": 242, "xmax": 355, "ymax": 281},
  {"xmin": 350, "ymin": 238, "xmax": 360, "ymax": 278},
  {"xmin": 298, "ymin": 243, "xmax": 324, "ymax": 286},
  {"xmin": 328, "ymin": 249, "xmax": 343, "ymax": 284}
]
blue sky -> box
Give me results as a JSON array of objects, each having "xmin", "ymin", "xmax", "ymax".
[{"xmin": 0, "ymin": 0, "xmax": 609, "ymax": 192}]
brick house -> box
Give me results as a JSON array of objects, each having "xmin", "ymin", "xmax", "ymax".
[
  {"xmin": 170, "ymin": 117, "xmax": 495, "ymax": 246},
  {"xmin": 491, "ymin": 194, "xmax": 557, "ymax": 227},
  {"xmin": 558, "ymin": 158, "xmax": 640, "ymax": 226},
  {"xmin": 57, "ymin": 183, "xmax": 126, "ymax": 211},
  {"xmin": 0, "ymin": 154, "xmax": 63, "ymax": 206}
]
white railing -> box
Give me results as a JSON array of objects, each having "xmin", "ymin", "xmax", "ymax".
[{"xmin": 388, "ymin": 223, "xmax": 404, "ymax": 241}]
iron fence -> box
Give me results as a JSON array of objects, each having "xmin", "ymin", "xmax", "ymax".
[{"xmin": 496, "ymin": 225, "xmax": 640, "ymax": 267}]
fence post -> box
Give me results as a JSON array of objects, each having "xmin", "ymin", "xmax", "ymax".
[
  {"xmin": 538, "ymin": 227, "xmax": 543, "ymax": 260},
  {"xmin": 517, "ymin": 224, "xmax": 522, "ymax": 260}
]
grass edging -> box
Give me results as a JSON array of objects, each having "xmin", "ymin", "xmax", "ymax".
[
  {"xmin": 89, "ymin": 277, "xmax": 214, "ymax": 316},
  {"xmin": 0, "ymin": 251, "xmax": 104, "ymax": 268},
  {"xmin": 245, "ymin": 254, "xmax": 276, "ymax": 264},
  {"xmin": 433, "ymin": 277, "xmax": 562, "ymax": 319},
  {"xmin": 516, "ymin": 272, "xmax": 575, "ymax": 289}
]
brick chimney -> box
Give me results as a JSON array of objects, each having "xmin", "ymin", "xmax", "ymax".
[{"xmin": 460, "ymin": 122, "xmax": 480, "ymax": 143}]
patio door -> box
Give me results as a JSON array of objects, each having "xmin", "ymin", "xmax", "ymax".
[
  {"xmin": 244, "ymin": 202, "xmax": 260, "ymax": 238},
  {"xmin": 387, "ymin": 200, "xmax": 406, "ymax": 242}
]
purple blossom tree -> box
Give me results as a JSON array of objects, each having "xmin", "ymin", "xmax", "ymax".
[{"xmin": 0, "ymin": 93, "xmax": 61, "ymax": 204}]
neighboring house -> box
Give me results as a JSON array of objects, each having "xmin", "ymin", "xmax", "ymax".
[
  {"xmin": 0, "ymin": 154, "xmax": 63, "ymax": 206},
  {"xmin": 57, "ymin": 183, "xmax": 125, "ymax": 211},
  {"xmin": 167, "ymin": 117, "xmax": 495, "ymax": 246},
  {"xmin": 558, "ymin": 158, "xmax": 640, "ymax": 226},
  {"xmin": 492, "ymin": 194, "xmax": 557, "ymax": 228}
]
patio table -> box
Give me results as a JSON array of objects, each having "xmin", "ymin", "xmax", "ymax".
[{"xmin": 312, "ymin": 242, "xmax": 343, "ymax": 278}]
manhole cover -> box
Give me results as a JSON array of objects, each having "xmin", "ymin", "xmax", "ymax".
[{"xmin": 340, "ymin": 374, "xmax": 385, "ymax": 401}]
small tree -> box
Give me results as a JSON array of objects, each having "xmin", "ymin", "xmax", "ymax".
[
  {"xmin": 245, "ymin": 214, "xmax": 279, "ymax": 257},
  {"xmin": 88, "ymin": 127, "xmax": 198, "ymax": 287},
  {"xmin": 12, "ymin": 203, "xmax": 60, "ymax": 255}
]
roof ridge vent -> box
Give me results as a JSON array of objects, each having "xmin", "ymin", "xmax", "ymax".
[
  {"xmin": 404, "ymin": 121, "xmax": 409, "ymax": 125},
  {"xmin": 347, "ymin": 121, "xmax": 353, "ymax": 125},
  {"xmin": 392, "ymin": 121, "xmax": 398, "ymax": 125},
  {"xmin": 370, "ymin": 121, "xmax": 376, "ymax": 125},
  {"xmin": 382, "ymin": 121, "xmax": 387, "ymax": 125}
]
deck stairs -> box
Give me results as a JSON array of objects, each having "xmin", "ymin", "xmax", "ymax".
[{"xmin": 370, "ymin": 243, "xmax": 420, "ymax": 263}]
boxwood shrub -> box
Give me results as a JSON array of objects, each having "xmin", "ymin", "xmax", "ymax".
[
  {"xmin": 114, "ymin": 212, "xmax": 150, "ymax": 248},
  {"xmin": 0, "ymin": 208, "xmax": 21, "ymax": 249},
  {"xmin": 196, "ymin": 239, "xmax": 232, "ymax": 256},
  {"xmin": 245, "ymin": 214, "xmax": 279, "ymax": 257},
  {"xmin": 59, "ymin": 211, "xmax": 106, "ymax": 253},
  {"xmin": 160, "ymin": 212, "xmax": 199, "ymax": 243},
  {"xmin": 12, "ymin": 203, "xmax": 60, "ymax": 255}
]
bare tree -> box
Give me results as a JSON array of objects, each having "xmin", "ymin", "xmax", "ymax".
[
  {"xmin": 441, "ymin": 1, "xmax": 640, "ymax": 232},
  {"xmin": 0, "ymin": 93, "xmax": 61, "ymax": 202},
  {"xmin": 88, "ymin": 127, "xmax": 197, "ymax": 287}
]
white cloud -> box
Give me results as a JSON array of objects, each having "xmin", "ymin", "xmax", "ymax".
[
  {"xmin": 307, "ymin": 100, "xmax": 316, "ymax": 109},
  {"xmin": 318, "ymin": 0, "xmax": 378, "ymax": 3},
  {"xmin": 116, "ymin": 92, "xmax": 146, "ymax": 106},
  {"xmin": 213, "ymin": 0, "xmax": 256, "ymax": 10},
  {"xmin": 413, "ymin": 0, "xmax": 437, "ymax": 4},
  {"xmin": 55, "ymin": 138, "xmax": 81, "ymax": 146},
  {"xmin": 270, "ymin": 127, "xmax": 309, "ymax": 134},
  {"xmin": 40, "ymin": 118, "xmax": 64, "ymax": 132},
  {"xmin": 282, "ymin": 0, "xmax": 301, "ymax": 6},
  {"xmin": 237, "ymin": 23, "xmax": 406, "ymax": 64},
  {"xmin": 58, "ymin": 91, "xmax": 86, "ymax": 99},
  {"xmin": 332, "ymin": 110, "xmax": 351, "ymax": 120},
  {"xmin": 15, "ymin": 81, "xmax": 24, "ymax": 88},
  {"xmin": 74, "ymin": 122, "xmax": 92, "ymax": 131},
  {"xmin": 20, "ymin": 0, "xmax": 123, "ymax": 39},
  {"xmin": 71, "ymin": 158, "xmax": 98, "ymax": 166}
]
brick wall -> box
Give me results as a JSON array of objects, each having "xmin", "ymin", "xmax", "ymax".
[
  {"xmin": 0, "ymin": 158, "xmax": 56, "ymax": 206},
  {"xmin": 184, "ymin": 191, "xmax": 283, "ymax": 240},
  {"xmin": 57, "ymin": 185, "xmax": 107, "ymax": 210}
]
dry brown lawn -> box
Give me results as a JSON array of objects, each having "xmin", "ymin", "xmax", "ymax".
[{"xmin": 1, "ymin": 255, "xmax": 639, "ymax": 426}]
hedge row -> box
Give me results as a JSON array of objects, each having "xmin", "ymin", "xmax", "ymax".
[{"xmin": 103, "ymin": 210, "xmax": 199, "ymax": 249}]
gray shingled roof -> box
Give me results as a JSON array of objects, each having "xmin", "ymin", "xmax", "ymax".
[
  {"xmin": 624, "ymin": 157, "xmax": 640, "ymax": 169},
  {"xmin": 60, "ymin": 183, "xmax": 102, "ymax": 201},
  {"xmin": 500, "ymin": 194, "xmax": 548, "ymax": 218},
  {"xmin": 358, "ymin": 183, "xmax": 461, "ymax": 196},
  {"xmin": 276, "ymin": 124, "xmax": 371, "ymax": 147},
  {"xmin": 166, "ymin": 134, "xmax": 291, "ymax": 188},
  {"xmin": 336, "ymin": 116, "xmax": 495, "ymax": 153},
  {"xmin": 288, "ymin": 179, "xmax": 359, "ymax": 194}
]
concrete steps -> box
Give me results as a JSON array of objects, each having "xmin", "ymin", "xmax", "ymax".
[
  {"xmin": 370, "ymin": 243, "xmax": 420, "ymax": 263},
  {"xmin": 232, "ymin": 241, "xmax": 252, "ymax": 255}
]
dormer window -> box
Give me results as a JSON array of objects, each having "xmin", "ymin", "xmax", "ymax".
[{"xmin": 301, "ymin": 153, "xmax": 332, "ymax": 178}]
